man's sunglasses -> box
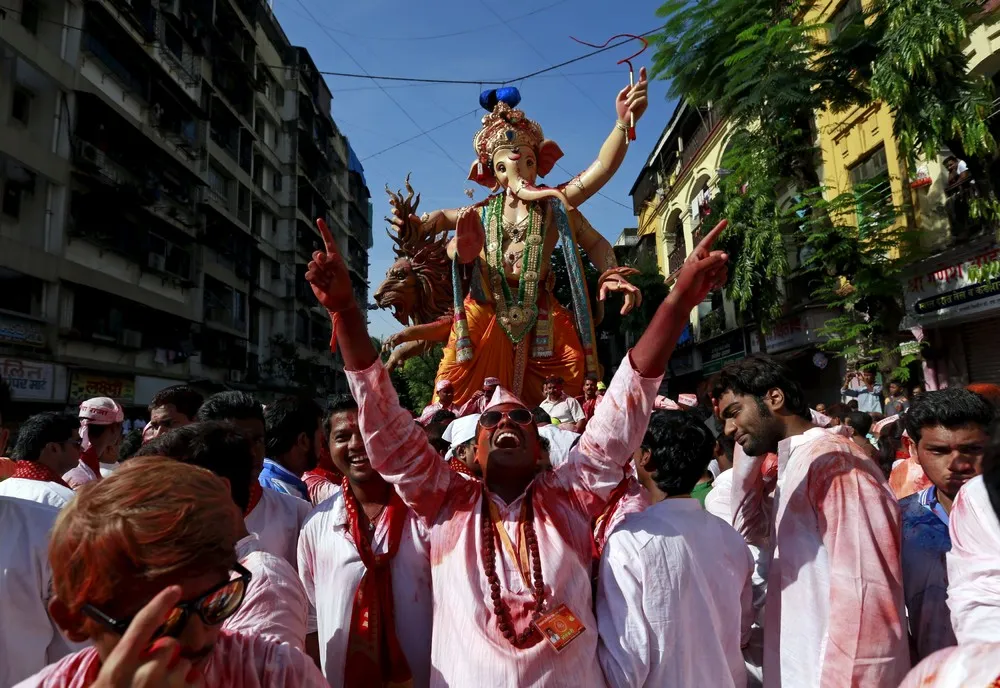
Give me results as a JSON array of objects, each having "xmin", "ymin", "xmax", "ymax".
[
  {"xmin": 82, "ymin": 563, "xmax": 252, "ymax": 640},
  {"xmin": 479, "ymin": 408, "xmax": 534, "ymax": 429}
]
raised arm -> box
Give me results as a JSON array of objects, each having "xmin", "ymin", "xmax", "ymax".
[
  {"xmin": 306, "ymin": 219, "xmax": 459, "ymax": 524},
  {"xmin": 560, "ymin": 220, "xmax": 730, "ymax": 515},
  {"xmin": 560, "ymin": 67, "xmax": 649, "ymax": 209}
]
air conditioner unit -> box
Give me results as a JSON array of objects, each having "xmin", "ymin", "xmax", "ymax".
[
  {"xmin": 228, "ymin": 369, "xmax": 243, "ymax": 383},
  {"xmin": 119, "ymin": 329, "xmax": 143, "ymax": 348},
  {"xmin": 148, "ymin": 253, "xmax": 167, "ymax": 271},
  {"xmin": 79, "ymin": 142, "xmax": 100, "ymax": 167},
  {"xmin": 161, "ymin": 0, "xmax": 181, "ymax": 18}
]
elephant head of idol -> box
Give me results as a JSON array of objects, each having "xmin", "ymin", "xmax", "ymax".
[{"xmin": 467, "ymin": 87, "xmax": 572, "ymax": 209}]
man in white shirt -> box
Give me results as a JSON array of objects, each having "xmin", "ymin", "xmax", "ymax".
[
  {"xmin": 721, "ymin": 356, "xmax": 908, "ymax": 687},
  {"xmin": 136, "ymin": 421, "xmax": 311, "ymax": 651},
  {"xmin": 0, "ymin": 412, "xmax": 84, "ymax": 686},
  {"xmin": 298, "ymin": 395, "xmax": 432, "ymax": 687},
  {"xmin": 196, "ymin": 391, "xmax": 311, "ymax": 569},
  {"xmin": 539, "ymin": 376, "xmax": 586, "ymax": 431},
  {"xmin": 597, "ymin": 409, "xmax": 753, "ymax": 688}
]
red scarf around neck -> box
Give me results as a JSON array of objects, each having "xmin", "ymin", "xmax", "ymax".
[
  {"xmin": 341, "ymin": 476, "xmax": 412, "ymax": 688},
  {"xmin": 11, "ymin": 461, "xmax": 71, "ymax": 489},
  {"xmin": 79, "ymin": 446, "xmax": 101, "ymax": 479},
  {"xmin": 244, "ymin": 482, "xmax": 263, "ymax": 517},
  {"xmin": 448, "ymin": 458, "xmax": 475, "ymax": 477}
]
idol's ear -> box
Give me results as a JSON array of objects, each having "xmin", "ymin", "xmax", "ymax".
[
  {"xmin": 468, "ymin": 160, "xmax": 498, "ymax": 189},
  {"xmin": 536, "ymin": 140, "xmax": 564, "ymax": 177}
]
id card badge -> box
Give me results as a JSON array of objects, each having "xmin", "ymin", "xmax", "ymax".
[{"xmin": 533, "ymin": 603, "xmax": 586, "ymax": 653}]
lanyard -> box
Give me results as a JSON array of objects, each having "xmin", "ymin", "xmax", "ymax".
[{"xmin": 486, "ymin": 491, "xmax": 532, "ymax": 591}]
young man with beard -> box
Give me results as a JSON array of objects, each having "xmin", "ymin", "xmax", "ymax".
[
  {"xmin": 0, "ymin": 413, "xmax": 83, "ymax": 686},
  {"xmin": 297, "ymin": 396, "xmax": 432, "ymax": 687},
  {"xmin": 261, "ymin": 395, "xmax": 325, "ymax": 502},
  {"xmin": 19, "ymin": 457, "xmax": 326, "ymax": 687},
  {"xmin": 718, "ymin": 356, "xmax": 909, "ymax": 687},
  {"xmin": 142, "ymin": 385, "xmax": 204, "ymax": 443},
  {"xmin": 197, "ymin": 391, "xmax": 311, "ymax": 570},
  {"xmin": 137, "ymin": 422, "xmax": 311, "ymax": 650},
  {"xmin": 597, "ymin": 410, "xmax": 753, "ymax": 688},
  {"xmin": 898, "ymin": 388, "xmax": 991, "ymax": 660},
  {"xmin": 304, "ymin": 215, "xmax": 728, "ymax": 686}
]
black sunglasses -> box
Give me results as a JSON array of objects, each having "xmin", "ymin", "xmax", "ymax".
[
  {"xmin": 479, "ymin": 408, "xmax": 534, "ymax": 429},
  {"xmin": 82, "ymin": 563, "xmax": 251, "ymax": 640}
]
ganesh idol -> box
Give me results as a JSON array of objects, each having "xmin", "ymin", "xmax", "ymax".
[{"xmin": 386, "ymin": 70, "xmax": 649, "ymax": 408}]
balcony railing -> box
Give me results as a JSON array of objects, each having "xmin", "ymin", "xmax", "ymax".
[
  {"xmin": 667, "ymin": 244, "xmax": 685, "ymax": 275},
  {"xmin": 698, "ymin": 308, "xmax": 726, "ymax": 341}
]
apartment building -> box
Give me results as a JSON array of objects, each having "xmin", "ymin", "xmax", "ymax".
[{"xmin": 0, "ymin": 0, "xmax": 371, "ymax": 418}]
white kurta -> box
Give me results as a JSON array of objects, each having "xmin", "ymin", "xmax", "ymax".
[
  {"xmin": 945, "ymin": 474, "xmax": 1000, "ymax": 644},
  {"xmin": 537, "ymin": 425, "xmax": 581, "ymax": 468},
  {"xmin": 346, "ymin": 353, "xmax": 660, "ymax": 687},
  {"xmin": 14, "ymin": 630, "xmax": 327, "ymax": 687},
  {"xmin": 244, "ymin": 487, "xmax": 311, "ymax": 571},
  {"xmin": 731, "ymin": 427, "xmax": 909, "ymax": 687},
  {"xmin": 225, "ymin": 534, "xmax": 309, "ymax": 649},
  {"xmin": 297, "ymin": 486, "xmax": 432, "ymax": 687},
  {"xmin": 597, "ymin": 498, "xmax": 753, "ymax": 688},
  {"xmin": 898, "ymin": 642, "xmax": 1000, "ymax": 688},
  {"xmin": 0, "ymin": 479, "xmax": 83, "ymax": 686}
]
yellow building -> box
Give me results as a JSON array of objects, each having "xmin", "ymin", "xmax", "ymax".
[
  {"xmin": 813, "ymin": 1, "xmax": 1000, "ymax": 385},
  {"xmin": 629, "ymin": 103, "xmax": 746, "ymax": 389}
]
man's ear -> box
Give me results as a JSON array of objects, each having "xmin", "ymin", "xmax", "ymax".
[
  {"xmin": 296, "ymin": 431, "xmax": 311, "ymax": 453},
  {"xmin": 764, "ymin": 387, "xmax": 786, "ymax": 413},
  {"xmin": 49, "ymin": 597, "xmax": 90, "ymax": 643}
]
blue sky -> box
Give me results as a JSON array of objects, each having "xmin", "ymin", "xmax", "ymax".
[{"xmin": 270, "ymin": 0, "xmax": 674, "ymax": 337}]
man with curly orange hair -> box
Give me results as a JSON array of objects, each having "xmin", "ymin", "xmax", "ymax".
[{"xmin": 18, "ymin": 457, "xmax": 325, "ymax": 687}]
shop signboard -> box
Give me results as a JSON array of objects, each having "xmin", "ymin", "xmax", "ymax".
[
  {"xmin": 903, "ymin": 240, "xmax": 1000, "ymax": 326},
  {"xmin": 69, "ymin": 372, "xmax": 135, "ymax": 405},
  {"xmin": 0, "ymin": 357, "xmax": 55, "ymax": 401},
  {"xmin": 701, "ymin": 329, "xmax": 746, "ymax": 374},
  {"xmin": 0, "ymin": 313, "xmax": 45, "ymax": 347}
]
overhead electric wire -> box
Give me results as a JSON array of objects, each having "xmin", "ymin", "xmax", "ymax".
[
  {"xmin": 0, "ymin": 4, "xmax": 660, "ymax": 86},
  {"xmin": 271, "ymin": 0, "xmax": 573, "ymax": 42}
]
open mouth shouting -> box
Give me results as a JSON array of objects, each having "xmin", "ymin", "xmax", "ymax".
[{"xmin": 492, "ymin": 428, "xmax": 523, "ymax": 450}]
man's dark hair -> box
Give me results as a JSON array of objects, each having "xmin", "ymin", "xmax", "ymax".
[
  {"xmin": 713, "ymin": 355, "xmax": 810, "ymax": 420},
  {"xmin": 11, "ymin": 412, "xmax": 79, "ymax": 462},
  {"xmin": 195, "ymin": 391, "xmax": 263, "ymax": 424},
  {"xmin": 944, "ymin": 155, "xmax": 958, "ymax": 165},
  {"xmin": 846, "ymin": 411, "xmax": 873, "ymax": 438},
  {"xmin": 877, "ymin": 419, "xmax": 904, "ymax": 479},
  {"xmin": 825, "ymin": 403, "xmax": 850, "ymax": 423},
  {"xmin": 264, "ymin": 395, "xmax": 323, "ymax": 458},
  {"xmin": 323, "ymin": 394, "xmax": 358, "ymax": 441},
  {"xmin": 430, "ymin": 409, "xmax": 456, "ymax": 425},
  {"xmin": 118, "ymin": 428, "xmax": 144, "ymax": 462},
  {"xmin": 136, "ymin": 422, "xmax": 254, "ymax": 512},
  {"xmin": 640, "ymin": 410, "xmax": 716, "ymax": 496},
  {"xmin": 532, "ymin": 407, "xmax": 551, "ymax": 425},
  {"xmin": 717, "ymin": 433, "xmax": 736, "ymax": 463},
  {"xmin": 0, "ymin": 375, "xmax": 10, "ymax": 424},
  {"xmin": 543, "ymin": 376, "xmax": 564, "ymax": 385},
  {"xmin": 902, "ymin": 387, "xmax": 996, "ymax": 444},
  {"xmin": 149, "ymin": 385, "xmax": 204, "ymax": 420}
]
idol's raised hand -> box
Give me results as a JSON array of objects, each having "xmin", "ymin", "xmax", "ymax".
[
  {"xmin": 670, "ymin": 219, "xmax": 729, "ymax": 313},
  {"xmin": 306, "ymin": 218, "xmax": 356, "ymax": 313}
]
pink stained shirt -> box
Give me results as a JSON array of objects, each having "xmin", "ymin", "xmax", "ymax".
[
  {"xmin": 945, "ymin": 474, "xmax": 1000, "ymax": 644},
  {"xmin": 244, "ymin": 486, "xmax": 312, "ymax": 572},
  {"xmin": 345, "ymin": 353, "xmax": 661, "ymax": 688},
  {"xmin": 61, "ymin": 461, "xmax": 99, "ymax": 492},
  {"xmin": 731, "ymin": 427, "xmax": 910, "ymax": 688},
  {"xmin": 593, "ymin": 474, "xmax": 650, "ymax": 558},
  {"xmin": 302, "ymin": 471, "xmax": 338, "ymax": 507},
  {"xmin": 898, "ymin": 642, "xmax": 1000, "ymax": 688},
  {"xmin": 13, "ymin": 630, "xmax": 327, "ymax": 687},
  {"xmin": 224, "ymin": 534, "xmax": 310, "ymax": 649}
]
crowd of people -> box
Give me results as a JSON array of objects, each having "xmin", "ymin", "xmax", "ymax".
[{"xmin": 1, "ymin": 223, "xmax": 1000, "ymax": 687}]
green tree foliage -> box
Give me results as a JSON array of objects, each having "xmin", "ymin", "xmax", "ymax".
[
  {"xmin": 651, "ymin": 0, "xmax": 997, "ymax": 373},
  {"xmin": 397, "ymin": 344, "xmax": 444, "ymax": 413}
]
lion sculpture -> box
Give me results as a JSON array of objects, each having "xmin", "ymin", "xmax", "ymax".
[{"xmin": 374, "ymin": 177, "xmax": 456, "ymax": 371}]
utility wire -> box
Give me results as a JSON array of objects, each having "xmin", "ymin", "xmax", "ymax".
[
  {"xmin": 289, "ymin": 0, "xmax": 466, "ymax": 173},
  {"xmin": 0, "ymin": 5, "xmax": 660, "ymax": 86},
  {"xmin": 271, "ymin": 0, "xmax": 572, "ymax": 42},
  {"xmin": 360, "ymin": 109, "xmax": 480, "ymax": 162}
]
